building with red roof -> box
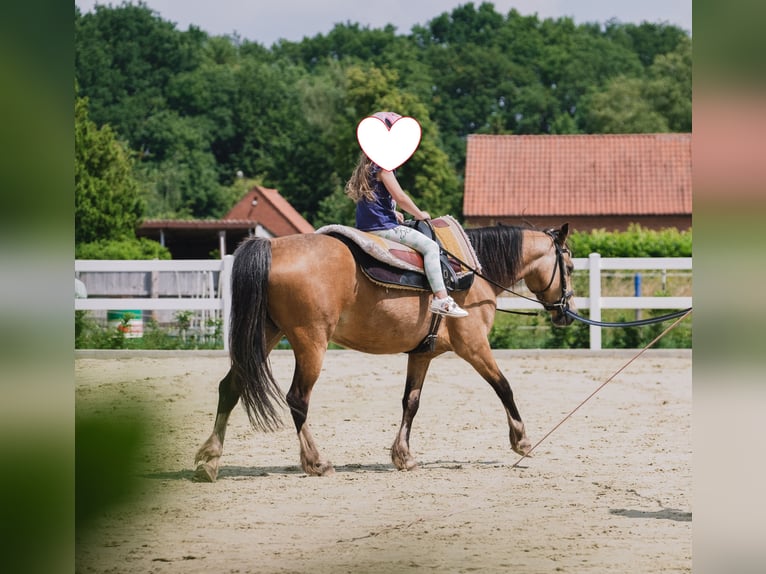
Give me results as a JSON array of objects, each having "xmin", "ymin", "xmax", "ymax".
[
  {"xmin": 138, "ymin": 185, "xmax": 314, "ymax": 259},
  {"xmin": 463, "ymin": 133, "xmax": 691, "ymax": 231}
]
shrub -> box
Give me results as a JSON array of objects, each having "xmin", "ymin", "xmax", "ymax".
[
  {"xmin": 568, "ymin": 224, "xmax": 692, "ymax": 258},
  {"xmin": 75, "ymin": 237, "xmax": 171, "ymax": 260}
]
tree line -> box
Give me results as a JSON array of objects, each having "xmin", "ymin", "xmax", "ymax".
[{"xmin": 75, "ymin": 1, "xmax": 691, "ymax": 252}]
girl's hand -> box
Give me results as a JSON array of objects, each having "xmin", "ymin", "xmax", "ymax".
[
  {"xmin": 417, "ymin": 211, "xmax": 431, "ymax": 221},
  {"xmin": 395, "ymin": 211, "xmax": 404, "ymax": 223}
]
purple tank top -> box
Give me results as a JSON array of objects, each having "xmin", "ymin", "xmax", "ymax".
[{"xmin": 355, "ymin": 163, "xmax": 399, "ymax": 231}]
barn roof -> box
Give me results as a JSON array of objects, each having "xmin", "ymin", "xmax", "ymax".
[
  {"xmin": 225, "ymin": 185, "xmax": 314, "ymax": 235},
  {"xmin": 463, "ymin": 133, "xmax": 691, "ymax": 217},
  {"xmin": 140, "ymin": 185, "xmax": 313, "ymax": 238}
]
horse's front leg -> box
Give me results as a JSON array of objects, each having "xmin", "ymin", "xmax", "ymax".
[
  {"xmin": 455, "ymin": 345, "xmax": 532, "ymax": 457},
  {"xmin": 286, "ymin": 344, "xmax": 335, "ymax": 476},
  {"xmin": 391, "ymin": 354, "xmax": 433, "ymax": 470},
  {"xmin": 194, "ymin": 369, "xmax": 239, "ymax": 482}
]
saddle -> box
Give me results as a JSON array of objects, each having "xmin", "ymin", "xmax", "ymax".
[{"xmin": 315, "ymin": 215, "xmax": 480, "ymax": 293}]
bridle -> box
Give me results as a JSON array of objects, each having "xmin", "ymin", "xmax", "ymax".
[{"xmin": 530, "ymin": 230, "xmax": 574, "ymax": 315}]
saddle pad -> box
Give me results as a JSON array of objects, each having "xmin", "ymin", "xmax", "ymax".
[
  {"xmin": 315, "ymin": 224, "xmax": 425, "ymax": 272},
  {"xmin": 430, "ymin": 215, "xmax": 482, "ymax": 273},
  {"xmin": 315, "ymin": 215, "xmax": 480, "ymax": 275}
]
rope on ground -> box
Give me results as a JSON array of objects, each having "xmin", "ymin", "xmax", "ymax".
[{"xmin": 511, "ymin": 308, "xmax": 693, "ymax": 469}]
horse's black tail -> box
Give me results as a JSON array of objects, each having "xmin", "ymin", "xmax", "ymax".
[{"xmin": 229, "ymin": 237, "xmax": 285, "ymax": 432}]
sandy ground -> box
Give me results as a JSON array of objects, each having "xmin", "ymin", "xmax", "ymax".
[{"xmin": 75, "ymin": 349, "xmax": 691, "ymax": 573}]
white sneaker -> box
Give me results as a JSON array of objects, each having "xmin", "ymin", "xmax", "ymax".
[{"xmin": 430, "ymin": 296, "xmax": 468, "ymax": 318}]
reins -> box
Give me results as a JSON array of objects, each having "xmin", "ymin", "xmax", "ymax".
[
  {"xmin": 563, "ymin": 307, "xmax": 692, "ymax": 327},
  {"xmin": 442, "ymin": 239, "xmax": 693, "ymax": 328}
]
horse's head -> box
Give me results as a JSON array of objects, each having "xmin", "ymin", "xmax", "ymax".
[{"xmin": 526, "ymin": 224, "xmax": 576, "ymax": 326}]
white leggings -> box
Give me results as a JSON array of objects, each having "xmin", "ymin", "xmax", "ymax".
[{"xmin": 368, "ymin": 225, "xmax": 446, "ymax": 294}]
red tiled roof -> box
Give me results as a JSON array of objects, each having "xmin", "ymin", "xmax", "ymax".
[
  {"xmin": 463, "ymin": 134, "xmax": 691, "ymax": 217},
  {"xmin": 140, "ymin": 219, "xmax": 259, "ymax": 230},
  {"xmin": 226, "ymin": 186, "xmax": 314, "ymax": 235}
]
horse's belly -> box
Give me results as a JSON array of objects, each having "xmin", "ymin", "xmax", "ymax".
[{"xmin": 331, "ymin": 301, "xmax": 432, "ymax": 354}]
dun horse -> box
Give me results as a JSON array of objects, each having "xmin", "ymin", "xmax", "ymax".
[{"xmin": 194, "ymin": 223, "xmax": 575, "ymax": 481}]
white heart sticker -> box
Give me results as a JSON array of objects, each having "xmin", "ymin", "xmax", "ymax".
[{"xmin": 356, "ymin": 116, "xmax": 422, "ymax": 171}]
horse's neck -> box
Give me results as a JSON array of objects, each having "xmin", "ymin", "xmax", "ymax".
[
  {"xmin": 520, "ymin": 232, "xmax": 551, "ymax": 274},
  {"xmin": 517, "ymin": 231, "xmax": 554, "ymax": 288}
]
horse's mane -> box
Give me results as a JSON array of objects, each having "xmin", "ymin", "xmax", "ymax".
[{"xmin": 465, "ymin": 224, "xmax": 527, "ymax": 286}]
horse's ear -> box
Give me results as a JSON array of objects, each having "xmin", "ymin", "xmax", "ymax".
[{"xmin": 555, "ymin": 223, "xmax": 570, "ymax": 244}]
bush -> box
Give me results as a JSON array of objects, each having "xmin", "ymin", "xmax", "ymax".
[
  {"xmin": 75, "ymin": 311, "xmax": 223, "ymax": 350},
  {"xmin": 488, "ymin": 308, "xmax": 691, "ymax": 350},
  {"xmin": 568, "ymin": 224, "xmax": 692, "ymax": 258},
  {"xmin": 75, "ymin": 237, "xmax": 171, "ymax": 260}
]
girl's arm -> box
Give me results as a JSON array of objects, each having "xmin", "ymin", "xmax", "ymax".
[{"xmin": 378, "ymin": 170, "xmax": 430, "ymax": 220}]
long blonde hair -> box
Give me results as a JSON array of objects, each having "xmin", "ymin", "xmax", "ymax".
[{"xmin": 345, "ymin": 152, "xmax": 376, "ymax": 203}]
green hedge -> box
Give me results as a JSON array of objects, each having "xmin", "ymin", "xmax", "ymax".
[
  {"xmin": 75, "ymin": 237, "xmax": 171, "ymax": 260},
  {"xmin": 567, "ymin": 224, "xmax": 692, "ymax": 258}
]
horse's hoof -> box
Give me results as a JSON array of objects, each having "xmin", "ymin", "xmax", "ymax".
[
  {"xmin": 512, "ymin": 445, "xmax": 533, "ymax": 457},
  {"xmin": 193, "ymin": 462, "xmax": 217, "ymax": 482}
]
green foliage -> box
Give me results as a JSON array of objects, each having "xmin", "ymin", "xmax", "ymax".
[
  {"xmin": 75, "ymin": 95, "xmax": 144, "ymax": 244},
  {"xmin": 75, "ymin": 237, "xmax": 171, "ymax": 260},
  {"xmin": 488, "ymin": 312, "xmax": 590, "ymax": 349},
  {"xmin": 75, "ymin": 2, "xmax": 691, "ymax": 230},
  {"xmin": 580, "ymin": 37, "xmax": 691, "ymax": 134},
  {"xmin": 602, "ymin": 310, "xmax": 692, "ymax": 349},
  {"xmin": 488, "ymin": 308, "xmax": 690, "ymax": 350},
  {"xmin": 568, "ymin": 224, "xmax": 692, "ymax": 258},
  {"xmin": 75, "ymin": 312, "xmax": 223, "ymax": 350}
]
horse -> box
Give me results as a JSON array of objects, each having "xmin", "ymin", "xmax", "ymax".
[{"xmin": 194, "ymin": 223, "xmax": 576, "ymax": 481}]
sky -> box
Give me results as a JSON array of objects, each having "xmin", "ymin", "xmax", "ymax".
[{"xmin": 74, "ymin": 0, "xmax": 692, "ymax": 47}]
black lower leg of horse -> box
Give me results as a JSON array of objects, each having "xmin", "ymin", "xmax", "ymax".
[
  {"xmin": 391, "ymin": 355, "xmax": 430, "ymax": 470},
  {"xmin": 285, "ymin": 389, "xmax": 308, "ymax": 433},
  {"xmin": 194, "ymin": 369, "xmax": 240, "ymax": 481},
  {"xmin": 285, "ymin": 362, "xmax": 334, "ymax": 476},
  {"xmin": 487, "ymin": 374, "xmax": 531, "ymax": 456},
  {"xmin": 400, "ymin": 378, "xmax": 421, "ymax": 444},
  {"xmin": 489, "ymin": 375, "xmax": 522, "ymax": 422}
]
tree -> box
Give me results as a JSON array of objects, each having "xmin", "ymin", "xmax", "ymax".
[
  {"xmin": 580, "ymin": 35, "xmax": 691, "ymax": 134},
  {"xmin": 75, "ymin": 95, "xmax": 143, "ymax": 244},
  {"xmin": 644, "ymin": 37, "xmax": 692, "ymax": 132},
  {"xmin": 132, "ymin": 110, "xmax": 226, "ymax": 218},
  {"xmin": 75, "ymin": 1, "xmax": 205, "ymax": 140},
  {"xmin": 580, "ymin": 76, "xmax": 669, "ymax": 133}
]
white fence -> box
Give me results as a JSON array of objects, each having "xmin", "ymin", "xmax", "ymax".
[
  {"xmin": 497, "ymin": 253, "xmax": 692, "ymax": 349},
  {"xmin": 75, "ymin": 253, "xmax": 692, "ymax": 350}
]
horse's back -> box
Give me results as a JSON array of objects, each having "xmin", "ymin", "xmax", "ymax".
[{"xmin": 269, "ymin": 232, "xmax": 356, "ymax": 276}]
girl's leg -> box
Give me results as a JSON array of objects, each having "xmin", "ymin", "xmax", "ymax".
[{"xmin": 370, "ymin": 226, "xmax": 446, "ymax": 294}]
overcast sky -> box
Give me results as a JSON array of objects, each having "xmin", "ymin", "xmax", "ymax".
[{"xmin": 75, "ymin": 0, "xmax": 691, "ymax": 47}]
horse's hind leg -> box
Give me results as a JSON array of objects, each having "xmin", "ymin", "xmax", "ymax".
[
  {"xmin": 194, "ymin": 369, "xmax": 239, "ymax": 482},
  {"xmin": 391, "ymin": 353, "xmax": 432, "ymax": 470},
  {"xmin": 286, "ymin": 342, "xmax": 334, "ymax": 476}
]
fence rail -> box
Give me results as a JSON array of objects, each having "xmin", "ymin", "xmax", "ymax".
[{"xmin": 75, "ymin": 253, "xmax": 692, "ymax": 350}]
